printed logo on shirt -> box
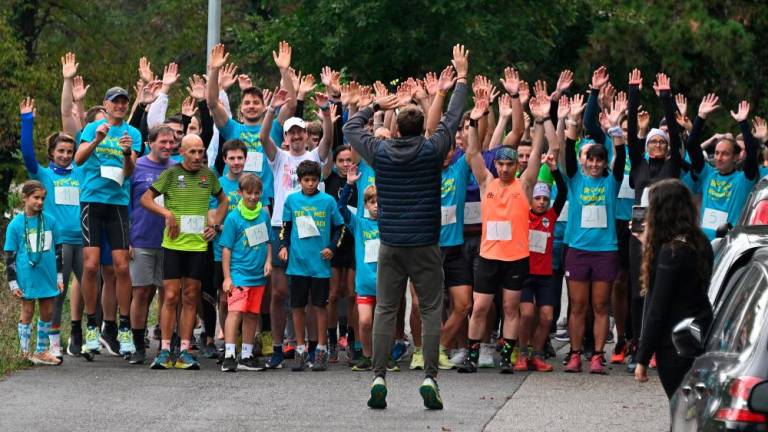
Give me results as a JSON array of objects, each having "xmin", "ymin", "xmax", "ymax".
[
  {"xmin": 579, "ymin": 185, "xmax": 606, "ymax": 204},
  {"xmin": 96, "ymin": 136, "xmax": 124, "ymax": 160},
  {"xmin": 177, "ymin": 175, "xmax": 187, "ymax": 188},
  {"xmin": 294, "ymin": 207, "xmax": 326, "ymax": 228},
  {"xmin": 53, "ymin": 177, "xmax": 80, "ymax": 188},
  {"xmin": 706, "ymin": 178, "xmax": 733, "ymax": 202},
  {"xmin": 542, "ymin": 217, "xmax": 550, "ymax": 229},
  {"xmin": 199, "ymin": 175, "xmax": 209, "ymax": 188},
  {"xmin": 280, "ymin": 164, "xmax": 300, "ymax": 191},
  {"xmin": 239, "ymin": 131, "xmax": 263, "ymax": 151},
  {"xmin": 442, "ymin": 176, "xmax": 456, "ymax": 199}
]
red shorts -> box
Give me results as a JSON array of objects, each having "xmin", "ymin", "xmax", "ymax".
[
  {"xmin": 356, "ymin": 295, "xmax": 376, "ymax": 306},
  {"xmin": 227, "ymin": 285, "xmax": 265, "ymax": 314}
]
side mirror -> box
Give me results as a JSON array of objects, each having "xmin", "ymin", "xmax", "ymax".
[
  {"xmin": 672, "ymin": 317, "xmax": 704, "ymax": 358},
  {"xmin": 749, "ymin": 381, "xmax": 768, "ymax": 414},
  {"xmin": 715, "ymin": 223, "xmax": 733, "ymax": 239}
]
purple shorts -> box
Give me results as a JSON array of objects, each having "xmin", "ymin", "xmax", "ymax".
[{"xmin": 565, "ymin": 248, "xmax": 618, "ymax": 282}]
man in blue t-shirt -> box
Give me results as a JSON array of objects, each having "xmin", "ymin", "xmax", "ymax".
[{"xmin": 74, "ymin": 86, "xmax": 141, "ymax": 358}]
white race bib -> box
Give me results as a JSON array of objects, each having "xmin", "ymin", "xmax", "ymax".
[
  {"xmin": 28, "ymin": 231, "xmax": 53, "ymax": 252},
  {"xmin": 640, "ymin": 188, "xmax": 650, "ymax": 207},
  {"xmin": 54, "ymin": 186, "xmax": 80, "ymax": 206},
  {"xmin": 702, "ymin": 208, "xmax": 729, "ymax": 231},
  {"xmin": 245, "ymin": 151, "xmax": 264, "ymax": 173},
  {"xmin": 364, "ymin": 239, "xmax": 380, "ymax": 263},
  {"xmin": 296, "ymin": 215, "xmax": 320, "ymax": 238},
  {"xmin": 363, "ymin": 208, "xmax": 371, "ymax": 219},
  {"xmin": 245, "ymin": 223, "xmax": 269, "ymax": 246},
  {"xmin": 154, "ymin": 195, "xmax": 165, "ymax": 208},
  {"xmin": 581, "ymin": 205, "xmax": 607, "ymax": 228},
  {"xmin": 100, "ymin": 166, "xmax": 124, "ymax": 186},
  {"xmin": 180, "ymin": 215, "xmax": 205, "ymax": 234},
  {"xmin": 464, "ymin": 201, "xmax": 482, "ymax": 225},
  {"xmin": 528, "ymin": 230, "xmax": 549, "ymax": 254},
  {"xmin": 557, "ymin": 202, "xmax": 569, "ymax": 222},
  {"xmin": 618, "ymin": 176, "xmax": 635, "ymax": 199},
  {"xmin": 486, "ymin": 221, "xmax": 512, "ymax": 241},
  {"xmin": 441, "ymin": 205, "xmax": 457, "ymax": 226}
]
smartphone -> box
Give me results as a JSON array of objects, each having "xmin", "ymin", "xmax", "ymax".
[{"xmin": 631, "ymin": 206, "xmax": 646, "ymax": 233}]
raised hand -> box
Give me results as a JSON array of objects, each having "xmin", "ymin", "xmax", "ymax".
[
  {"xmin": 424, "ymin": 72, "xmax": 438, "ymax": 96},
  {"xmin": 320, "ymin": 66, "xmax": 341, "ymax": 95},
  {"xmin": 555, "ymin": 69, "xmax": 574, "ymax": 94},
  {"xmin": 519, "ymin": 81, "xmax": 530, "ymax": 106},
  {"xmin": 498, "ymin": 93, "xmax": 513, "ymax": 118},
  {"xmin": 500, "ymin": 67, "xmax": 520, "ymax": 95},
  {"xmin": 20, "ymin": 96, "xmax": 35, "ymax": 115},
  {"xmin": 314, "ymin": 92, "xmax": 330, "ymax": 110},
  {"xmin": 72, "ymin": 76, "xmax": 90, "ymax": 102},
  {"xmin": 272, "ymin": 88, "xmax": 291, "ymax": 108},
  {"xmin": 182, "ymin": 96, "xmax": 196, "ymax": 117},
  {"xmin": 753, "ymin": 117, "xmax": 768, "ymax": 143},
  {"xmin": 730, "ymin": 100, "xmax": 750, "ymax": 123},
  {"xmin": 237, "ymin": 74, "xmax": 252, "ymax": 91},
  {"xmin": 219, "ymin": 63, "xmax": 238, "ymax": 91},
  {"xmin": 533, "ymin": 80, "xmax": 548, "ymax": 99},
  {"xmin": 638, "ymin": 110, "xmax": 650, "ymax": 130},
  {"xmin": 438, "ymin": 65, "xmax": 457, "ymax": 93},
  {"xmin": 569, "ymin": 93, "xmax": 586, "ymax": 119},
  {"xmin": 358, "ymin": 86, "xmax": 373, "ymax": 107},
  {"xmin": 374, "ymin": 94, "xmax": 399, "ymax": 111},
  {"xmin": 95, "ymin": 122, "xmax": 110, "ymax": 142},
  {"xmin": 451, "ymin": 44, "xmax": 469, "ymax": 78},
  {"xmin": 698, "ymin": 93, "xmax": 720, "ymax": 119},
  {"xmin": 470, "ymin": 97, "xmax": 488, "ymax": 120},
  {"xmin": 162, "ymin": 62, "xmax": 180, "ymax": 88},
  {"xmin": 299, "ymin": 73, "xmax": 316, "ymax": 97},
  {"xmin": 209, "ymin": 44, "xmax": 229, "ymax": 70},
  {"xmin": 373, "ymin": 80, "xmax": 389, "ymax": 98},
  {"xmin": 653, "ymin": 73, "xmax": 671, "ymax": 95},
  {"xmin": 139, "ymin": 56, "xmax": 155, "ymax": 83},
  {"xmin": 530, "ymin": 94, "xmax": 552, "ymax": 121},
  {"xmin": 544, "ymin": 152, "xmax": 557, "ymax": 171},
  {"xmin": 599, "ymin": 82, "xmax": 615, "ymax": 110},
  {"xmin": 591, "ymin": 66, "xmax": 610, "ymax": 89},
  {"xmin": 346, "ymin": 164, "xmax": 361, "ymax": 184},
  {"xmin": 396, "ymin": 81, "xmax": 413, "ymax": 107},
  {"xmin": 272, "ymin": 41, "xmax": 292, "ymax": 70},
  {"xmin": 557, "ymin": 94, "xmax": 570, "ymax": 119},
  {"xmin": 61, "ymin": 52, "xmax": 78, "ymax": 79},
  {"xmin": 614, "ymin": 91, "xmax": 628, "ymax": 115},
  {"xmin": 141, "ymin": 80, "xmax": 163, "ymax": 105},
  {"xmin": 628, "ymin": 68, "xmax": 642, "ymax": 87},
  {"xmin": 186, "ymin": 75, "xmax": 206, "ymax": 101},
  {"xmin": 604, "ymin": 98, "xmax": 624, "ymax": 127},
  {"xmin": 119, "ymin": 131, "xmax": 132, "ymax": 154},
  {"xmin": 675, "ymin": 93, "xmax": 688, "ymax": 116}
]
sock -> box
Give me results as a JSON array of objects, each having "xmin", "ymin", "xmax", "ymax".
[
  {"xmin": 18, "ymin": 322, "xmax": 32, "ymax": 353},
  {"xmin": 273, "ymin": 344, "xmax": 283, "ymax": 355},
  {"xmin": 317, "ymin": 344, "xmax": 327, "ymax": 352},
  {"xmin": 308, "ymin": 340, "xmax": 318, "ymax": 354},
  {"xmin": 242, "ymin": 343, "xmax": 253, "ymax": 359},
  {"xmin": 225, "ymin": 343, "xmax": 236, "ymax": 358},
  {"xmin": 261, "ymin": 314, "xmax": 271, "ymax": 332},
  {"xmin": 161, "ymin": 340, "xmax": 171, "ymax": 350},
  {"xmin": 296, "ymin": 344, "xmax": 306, "ymax": 354},
  {"xmin": 339, "ymin": 317, "xmax": 348, "ymax": 337},
  {"xmin": 467, "ymin": 339, "xmax": 481, "ymax": 363},
  {"xmin": 354, "ymin": 340, "xmax": 362, "ymax": 351},
  {"xmin": 501, "ymin": 338, "xmax": 517, "ymax": 361},
  {"xmin": 86, "ymin": 314, "xmax": 98, "ymax": 328},
  {"xmin": 36, "ymin": 320, "xmax": 51, "ymax": 353},
  {"xmin": 71, "ymin": 319, "xmax": 82, "ymax": 334},
  {"xmin": 103, "ymin": 320, "xmax": 117, "ymax": 334},
  {"xmin": 347, "ymin": 327, "xmax": 356, "ymax": 350},
  {"xmin": 180, "ymin": 340, "xmax": 190, "ymax": 352},
  {"xmin": 328, "ymin": 327, "xmax": 338, "ymax": 346},
  {"xmin": 118, "ymin": 315, "xmax": 130, "ymax": 331},
  {"xmin": 133, "ymin": 329, "xmax": 146, "ymax": 352},
  {"xmin": 49, "ymin": 328, "xmax": 61, "ymax": 349}
]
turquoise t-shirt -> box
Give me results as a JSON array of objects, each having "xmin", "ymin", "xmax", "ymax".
[
  {"xmin": 440, "ymin": 156, "xmax": 471, "ymax": 247},
  {"xmin": 348, "ymin": 213, "xmax": 380, "ymax": 297},
  {"xmin": 356, "ymin": 160, "xmax": 376, "ymax": 210},
  {"xmin": 283, "ymin": 191, "xmax": 344, "ymax": 278},
  {"xmin": 3, "ymin": 212, "xmax": 61, "ymax": 299},
  {"xmin": 78, "ymin": 119, "xmax": 142, "ymax": 205},
  {"xmin": 697, "ymin": 164, "xmax": 756, "ymax": 239},
  {"xmin": 759, "ymin": 166, "xmax": 768, "ymax": 179},
  {"xmin": 563, "ymin": 170, "xmax": 621, "ymax": 252},
  {"xmin": 615, "ymin": 155, "xmax": 633, "ymax": 221},
  {"xmin": 170, "ymin": 154, "xmax": 183, "ymax": 164},
  {"xmin": 551, "ymin": 183, "xmax": 567, "ymax": 270},
  {"xmin": 212, "ymin": 175, "xmax": 242, "ymax": 261},
  {"xmin": 219, "ymin": 207, "xmax": 274, "ymax": 287},
  {"xmin": 31, "ymin": 166, "xmax": 84, "ymax": 244},
  {"xmin": 220, "ymin": 118, "xmax": 284, "ymax": 200}
]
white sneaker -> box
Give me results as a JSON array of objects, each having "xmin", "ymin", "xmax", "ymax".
[
  {"xmin": 450, "ymin": 348, "xmax": 468, "ymax": 367},
  {"xmin": 50, "ymin": 344, "xmax": 63, "ymax": 359},
  {"xmin": 478, "ymin": 343, "xmax": 495, "ymax": 368}
]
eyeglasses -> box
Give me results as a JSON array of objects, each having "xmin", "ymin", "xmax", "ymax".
[{"xmin": 647, "ymin": 139, "xmax": 668, "ymax": 147}]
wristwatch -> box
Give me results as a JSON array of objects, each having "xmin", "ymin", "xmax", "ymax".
[{"xmin": 372, "ymin": 102, "xmax": 381, "ymax": 113}]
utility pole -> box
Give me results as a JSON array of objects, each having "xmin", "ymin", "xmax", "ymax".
[{"xmin": 207, "ymin": 0, "xmax": 221, "ymax": 64}]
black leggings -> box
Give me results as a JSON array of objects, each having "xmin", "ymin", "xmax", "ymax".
[
  {"xmin": 628, "ymin": 236, "xmax": 644, "ymax": 344},
  {"xmin": 200, "ymin": 248, "xmax": 217, "ymax": 339},
  {"xmin": 656, "ymin": 346, "xmax": 694, "ymax": 398}
]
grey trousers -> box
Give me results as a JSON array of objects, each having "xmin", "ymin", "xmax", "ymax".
[
  {"xmin": 53, "ymin": 243, "xmax": 84, "ymax": 327},
  {"xmin": 373, "ymin": 244, "xmax": 444, "ymax": 379}
]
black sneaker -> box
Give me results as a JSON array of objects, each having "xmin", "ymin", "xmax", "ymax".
[
  {"xmin": 221, "ymin": 355, "xmax": 238, "ymax": 372},
  {"xmin": 291, "ymin": 351, "xmax": 309, "ymax": 372},
  {"xmin": 128, "ymin": 350, "xmax": 146, "ymax": 365},
  {"xmin": 170, "ymin": 333, "xmax": 181, "ymax": 360},
  {"xmin": 152, "ymin": 326, "xmax": 161, "ymax": 340},
  {"xmin": 201, "ymin": 342, "xmax": 219, "ymax": 359},
  {"xmin": 312, "ymin": 349, "xmax": 329, "ymax": 372},
  {"xmin": 238, "ymin": 356, "xmax": 265, "ymax": 371},
  {"xmin": 67, "ymin": 333, "xmax": 82, "ymax": 357},
  {"xmin": 499, "ymin": 358, "xmax": 514, "ymax": 374},
  {"xmin": 457, "ymin": 358, "xmax": 477, "ymax": 373},
  {"xmin": 100, "ymin": 328, "xmax": 120, "ymax": 356}
]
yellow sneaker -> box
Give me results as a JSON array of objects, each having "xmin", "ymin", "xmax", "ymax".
[
  {"xmin": 261, "ymin": 332, "xmax": 273, "ymax": 356},
  {"xmin": 438, "ymin": 346, "xmax": 455, "ymax": 370},
  {"xmin": 409, "ymin": 346, "xmax": 424, "ymax": 370}
]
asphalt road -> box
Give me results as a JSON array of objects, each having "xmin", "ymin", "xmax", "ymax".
[{"xmin": 0, "ymin": 343, "xmax": 667, "ymax": 432}]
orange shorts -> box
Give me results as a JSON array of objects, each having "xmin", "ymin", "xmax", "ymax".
[
  {"xmin": 356, "ymin": 295, "xmax": 376, "ymax": 306},
  {"xmin": 227, "ymin": 285, "xmax": 266, "ymax": 314}
]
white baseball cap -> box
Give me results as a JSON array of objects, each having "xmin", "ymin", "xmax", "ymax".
[{"xmin": 283, "ymin": 117, "xmax": 306, "ymax": 133}]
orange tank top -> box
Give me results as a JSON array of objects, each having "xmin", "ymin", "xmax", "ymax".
[{"xmin": 480, "ymin": 178, "xmax": 530, "ymax": 261}]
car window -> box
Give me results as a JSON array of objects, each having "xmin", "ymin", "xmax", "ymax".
[
  {"xmin": 748, "ymin": 200, "xmax": 768, "ymax": 225},
  {"xmin": 706, "ymin": 265, "xmax": 768, "ymax": 357}
]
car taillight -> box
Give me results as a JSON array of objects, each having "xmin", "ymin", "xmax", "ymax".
[{"xmin": 715, "ymin": 376, "xmax": 767, "ymax": 423}]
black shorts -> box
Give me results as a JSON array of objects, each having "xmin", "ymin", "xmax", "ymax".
[
  {"xmin": 616, "ymin": 219, "xmax": 630, "ymax": 271},
  {"xmin": 331, "ymin": 240, "xmax": 355, "ymax": 269},
  {"xmin": 289, "ymin": 276, "xmax": 330, "ymax": 308},
  {"xmin": 521, "ymin": 275, "xmax": 557, "ymax": 306},
  {"xmin": 162, "ymin": 248, "xmax": 208, "ymax": 281},
  {"xmin": 80, "ymin": 202, "xmax": 129, "ymax": 249},
  {"xmin": 442, "ymin": 245, "xmax": 473, "ymax": 289},
  {"xmin": 475, "ymin": 256, "xmax": 529, "ymax": 294},
  {"xmin": 461, "ymin": 234, "xmax": 482, "ymax": 287},
  {"xmin": 213, "ymin": 260, "xmax": 224, "ymax": 291}
]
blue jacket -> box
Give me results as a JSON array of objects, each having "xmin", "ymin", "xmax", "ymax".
[{"xmin": 343, "ymin": 83, "xmax": 467, "ymax": 246}]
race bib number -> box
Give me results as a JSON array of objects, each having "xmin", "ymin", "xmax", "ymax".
[
  {"xmin": 441, "ymin": 205, "xmax": 457, "ymax": 226},
  {"xmin": 296, "ymin": 215, "xmax": 320, "ymax": 238},
  {"xmin": 528, "ymin": 230, "xmax": 548, "ymax": 254},
  {"xmin": 486, "ymin": 221, "xmax": 512, "ymax": 241},
  {"xmin": 464, "ymin": 202, "xmax": 481, "ymax": 225},
  {"xmin": 364, "ymin": 239, "xmax": 380, "ymax": 263},
  {"xmin": 54, "ymin": 186, "xmax": 80, "ymax": 206},
  {"xmin": 245, "ymin": 223, "xmax": 269, "ymax": 246},
  {"xmin": 557, "ymin": 202, "xmax": 569, "ymax": 222},
  {"xmin": 100, "ymin": 166, "xmax": 124, "ymax": 186},
  {"xmin": 154, "ymin": 195, "xmax": 165, "ymax": 208},
  {"xmin": 581, "ymin": 205, "xmax": 607, "ymax": 228},
  {"xmin": 702, "ymin": 208, "xmax": 729, "ymax": 231},
  {"xmin": 245, "ymin": 151, "xmax": 263, "ymax": 173},
  {"xmin": 180, "ymin": 215, "xmax": 205, "ymax": 234},
  {"xmin": 618, "ymin": 176, "xmax": 635, "ymax": 199},
  {"xmin": 28, "ymin": 231, "xmax": 53, "ymax": 252}
]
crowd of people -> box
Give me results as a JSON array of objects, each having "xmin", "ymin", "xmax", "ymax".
[{"xmin": 6, "ymin": 40, "xmax": 764, "ymax": 410}]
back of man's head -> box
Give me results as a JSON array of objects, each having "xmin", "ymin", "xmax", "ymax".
[{"xmin": 396, "ymin": 106, "xmax": 424, "ymax": 137}]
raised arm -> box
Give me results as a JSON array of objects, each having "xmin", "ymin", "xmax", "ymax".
[
  {"xmin": 19, "ymin": 97, "xmax": 38, "ymax": 174},
  {"xmin": 430, "ymin": 44, "xmax": 470, "ymax": 158},
  {"xmin": 655, "ymin": 73, "xmax": 682, "ymax": 167},
  {"xmin": 604, "ymin": 98, "xmax": 626, "ymax": 183},
  {"xmin": 522, "ymin": 94, "xmax": 549, "ymax": 198},
  {"xmin": 627, "ymin": 69, "xmax": 644, "ymax": 167},
  {"xmin": 147, "ymin": 63, "xmax": 179, "ymax": 128},
  {"xmin": 732, "ymin": 101, "xmax": 758, "ymax": 180},
  {"xmin": 585, "ymin": 66, "xmax": 610, "ymax": 144},
  {"xmin": 314, "ymin": 92, "xmax": 335, "ymax": 161},
  {"xmin": 206, "ymin": 44, "xmax": 231, "ymax": 129},
  {"xmin": 75, "ymin": 122, "xmax": 110, "ymax": 166},
  {"xmin": 60, "ymin": 52, "xmax": 82, "ymax": 136},
  {"xmin": 260, "ymin": 88, "xmax": 290, "ymax": 162},
  {"xmin": 689, "ymin": 94, "xmax": 720, "ymax": 173},
  {"xmin": 490, "ymin": 94, "xmax": 513, "ymax": 150},
  {"xmin": 466, "ymin": 98, "xmax": 492, "ymax": 189},
  {"xmin": 425, "ymin": 66, "xmax": 456, "ymax": 135},
  {"xmin": 564, "ymin": 94, "xmax": 585, "ymax": 178},
  {"xmin": 499, "ymin": 67, "xmax": 525, "ymax": 147},
  {"xmin": 273, "ymin": 41, "xmax": 297, "ymax": 124}
]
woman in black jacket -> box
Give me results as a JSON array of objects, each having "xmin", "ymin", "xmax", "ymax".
[{"xmin": 633, "ymin": 178, "xmax": 713, "ymax": 398}]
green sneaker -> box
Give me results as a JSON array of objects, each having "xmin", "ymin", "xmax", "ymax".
[
  {"xmin": 438, "ymin": 346, "xmax": 455, "ymax": 370},
  {"xmin": 419, "ymin": 377, "xmax": 444, "ymax": 410},
  {"xmin": 174, "ymin": 350, "xmax": 200, "ymax": 370},
  {"xmin": 351, "ymin": 356, "xmax": 372, "ymax": 371},
  {"xmin": 367, "ymin": 376, "xmax": 387, "ymax": 409},
  {"xmin": 387, "ymin": 358, "xmax": 400, "ymax": 372},
  {"xmin": 510, "ymin": 346, "xmax": 520, "ymax": 365},
  {"xmin": 409, "ymin": 347, "xmax": 424, "ymax": 370},
  {"xmin": 84, "ymin": 326, "xmax": 101, "ymax": 353},
  {"xmin": 117, "ymin": 328, "xmax": 136, "ymax": 356},
  {"xmin": 150, "ymin": 349, "xmax": 174, "ymax": 370}
]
